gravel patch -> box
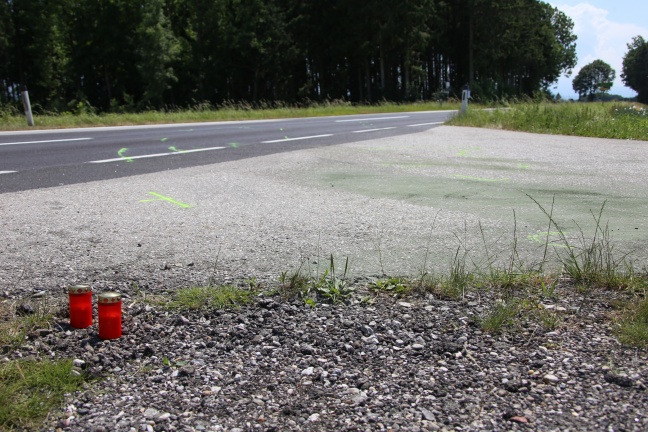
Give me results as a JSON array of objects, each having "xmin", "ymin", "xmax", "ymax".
[{"xmin": 4, "ymin": 284, "xmax": 647, "ymax": 431}]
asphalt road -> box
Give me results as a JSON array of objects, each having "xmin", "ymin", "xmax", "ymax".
[{"xmin": 0, "ymin": 111, "xmax": 453, "ymax": 193}]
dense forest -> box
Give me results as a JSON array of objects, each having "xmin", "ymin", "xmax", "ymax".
[{"xmin": 0, "ymin": 0, "xmax": 577, "ymax": 112}]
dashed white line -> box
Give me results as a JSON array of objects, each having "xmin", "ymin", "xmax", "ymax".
[
  {"xmin": 335, "ymin": 116, "xmax": 409, "ymax": 122},
  {"xmin": 352, "ymin": 127, "xmax": 397, "ymax": 133},
  {"xmin": 88, "ymin": 146, "xmax": 226, "ymax": 164},
  {"xmin": 0, "ymin": 171, "xmax": 16, "ymax": 174},
  {"xmin": 407, "ymin": 122, "xmax": 445, "ymax": 127},
  {"xmin": 261, "ymin": 134, "xmax": 333, "ymax": 143},
  {"xmin": 0, "ymin": 137, "xmax": 93, "ymax": 146}
]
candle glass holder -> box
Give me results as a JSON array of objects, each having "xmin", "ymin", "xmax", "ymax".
[
  {"xmin": 98, "ymin": 292, "xmax": 122, "ymax": 340},
  {"xmin": 68, "ymin": 284, "xmax": 92, "ymax": 329}
]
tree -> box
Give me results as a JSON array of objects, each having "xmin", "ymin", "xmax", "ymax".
[
  {"xmin": 621, "ymin": 36, "xmax": 648, "ymax": 104},
  {"xmin": 572, "ymin": 60, "xmax": 615, "ymax": 101},
  {"xmin": 136, "ymin": 0, "xmax": 181, "ymax": 109}
]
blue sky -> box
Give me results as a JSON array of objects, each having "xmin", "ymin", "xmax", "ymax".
[{"xmin": 547, "ymin": 1, "xmax": 648, "ymax": 99}]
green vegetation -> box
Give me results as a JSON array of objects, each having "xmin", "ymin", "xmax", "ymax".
[
  {"xmin": 0, "ymin": 299, "xmax": 54, "ymax": 349},
  {"xmin": 622, "ymin": 36, "xmax": 648, "ymax": 104},
  {"xmin": 0, "ymin": 101, "xmax": 461, "ymax": 131},
  {"xmin": 618, "ymin": 298, "xmax": 648, "ymax": 347},
  {"xmin": 449, "ymin": 102, "xmax": 648, "ymax": 141},
  {"xmin": 572, "ymin": 60, "xmax": 616, "ymax": 101},
  {"xmin": 168, "ymin": 285, "xmax": 254, "ymax": 311},
  {"xmin": 1, "ymin": 1, "xmax": 575, "ymax": 112},
  {"xmin": 0, "ymin": 359, "xmax": 86, "ymax": 430},
  {"xmin": 278, "ymin": 255, "xmax": 355, "ymax": 305}
]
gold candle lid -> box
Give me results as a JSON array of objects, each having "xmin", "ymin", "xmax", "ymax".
[
  {"xmin": 69, "ymin": 284, "xmax": 92, "ymax": 294},
  {"xmin": 98, "ymin": 292, "xmax": 122, "ymax": 304}
]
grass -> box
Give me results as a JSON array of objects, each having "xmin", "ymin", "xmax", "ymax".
[
  {"xmin": 618, "ymin": 298, "xmax": 648, "ymax": 347},
  {"xmin": 0, "ymin": 359, "xmax": 86, "ymax": 430},
  {"xmin": 448, "ymin": 102, "xmax": 648, "ymax": 141},
  {"xmin": 167, "ymin": 285, "xmax": 254, "ymax": 311},
  {"xmin": 0, "ymin": 299, "xmax": 55, "ymax": 349},
  {"xmin": 0, "ymin": 100, "xmax": 462, "ymax": 131},
  {"xmin": 480, "ymin": 301, "xmax": 519, "ymax": 333},
  {"xmin": 278, "ymin": 255, "xmax": 355, "ymax": 305}
]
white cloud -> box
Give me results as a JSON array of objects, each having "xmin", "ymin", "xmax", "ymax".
[{"xmin": 550, "ymin": 2, "xmax": 648, "ymax": 98}]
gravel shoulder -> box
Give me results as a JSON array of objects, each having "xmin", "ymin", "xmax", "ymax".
[{"xmin": 1, "ymin": 126, "xmax": 647, "ymax": 431}]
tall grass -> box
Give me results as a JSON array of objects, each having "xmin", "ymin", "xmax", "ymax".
[
  {"xmin": 449, "ymin": 102, "xmax": 648, "ymax": 141},
  {"xmin": 0, "ymin": 100, "xmax": 462, "ymax": 131}
]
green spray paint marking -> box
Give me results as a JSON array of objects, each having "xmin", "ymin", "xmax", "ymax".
[
  {"xmin": 160, "ymin": 138, "xmax": 169, "ymax": 142},
  {"xmin": 168, "ymin": 146, "xmax": 184, "ymax": 152},
  {"xmin": 453, "ymin": 174, "xmax": 509, "ymax": 182},
  {"xmin": 118, "ymin": 148, "xmax": 134, "ymax": 163},
  {"xmin": 229, "ymin": 142, "xmax": 239, "ymax": 148},
  {"xmin": 456, "ymin": 147, "xmax": 481, "ymax": 157},
  {"xmin": 518, "ymin": 164, "xmax": 530, "ymax": 170},
  {"xmin": 140, "ymin": 192, "xmax": 191, "ymax": 208},
  {"xmin": 527, "ymin": 231, "xmax": 571, "ymax": 248}
]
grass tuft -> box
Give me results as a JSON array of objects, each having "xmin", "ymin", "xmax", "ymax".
[
  {"xmin": 0, "ymin": 300, "xmax": 55, "ymax": 349},
  {"xmin": 480, "ymin": 301, "xmax": 519, "ymax": 333},
  {"xmin": 0, "ymin": 359, "xmax": 87, "ymax": 430},
  {"xmin": 168, "ymin": 285, "xmax": 254, "ymax": 311},
  {"xmin": 618, "ymin": 298, "xmax": 648, "ymax": 347}
]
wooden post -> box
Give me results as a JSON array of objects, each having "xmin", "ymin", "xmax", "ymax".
[{"xmin": 21, "ymin": 86, "xmax": 34, "ymax": 127}]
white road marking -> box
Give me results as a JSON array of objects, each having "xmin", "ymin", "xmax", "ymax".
[
  {"xmin": 0, "ymin": 137, "xmax": 93, "ymax": 146},
  {"xmin": 335, "ymin": 116, "xmax": 409, "ymax": 122},
  {"xmin": 352, "ymin": 127, "xmax": 397, "ymax": 133},
  {"xmin": 88, "ymin": 146, "xmax": 226, "ymax": 164},
  {"xmin": 407, "ymin": 122, "xmax": 445, "ymax": 127},
  {"xmin": 0, "ymin": 171, "xmax": 16, "ymax": 174},
  {"xmin": 261, "ymin": 134, "xmax": 333, "ymax": 143}
]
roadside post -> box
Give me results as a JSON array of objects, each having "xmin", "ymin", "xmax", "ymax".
[
  {"xmin": 21, "ymin": 86, "xmax": 35, "ymax": 126},
  {"xmin": 461, "ymin": 85, "xmax": 471, "ymax": 115}
]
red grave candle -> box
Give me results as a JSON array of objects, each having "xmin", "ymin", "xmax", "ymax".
[
  {"xmin": 98, "ymin": 292, "xmax": 122, "ymax": 340},
  {"xmin": 68, "ymin": 284, "xmax": 92, "ymax": 329}
]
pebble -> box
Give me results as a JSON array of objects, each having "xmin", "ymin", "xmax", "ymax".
[{"xmin": 6, "ymin": 288, "xmax": 642, "ymax": 432}]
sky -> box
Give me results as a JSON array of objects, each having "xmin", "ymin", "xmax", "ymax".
[{"xmin": 546, "ymin": 1, "xmax": 648, "ymax": 99}]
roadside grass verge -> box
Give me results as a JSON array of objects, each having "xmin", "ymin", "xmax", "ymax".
[
  {"xmin": 0, "ymin": 100, "xmax": 462, "ymax": 131},
  {"xmin": 0, "ymin": 359, "xmax": 87, "ymax": 430},
  {"xmin": 448, "ymin": 102, "xmax": 648, "ymax": 141}
]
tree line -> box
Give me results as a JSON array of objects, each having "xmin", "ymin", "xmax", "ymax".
[{"xmin": 0, "ymin": 0, "xmax": 578, "ymax": 113}]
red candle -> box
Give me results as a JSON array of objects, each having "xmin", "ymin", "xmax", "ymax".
[
  {"xmin": 98, "ymin": 292, "xmax": 122, "ymax": 339},
  {"xmin": 68, "ymin": 284, "xmax": 92, "ymax": 329}
]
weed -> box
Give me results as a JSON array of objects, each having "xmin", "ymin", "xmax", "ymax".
[
  {"xmin": 537, "ymin": 309, "xmax": 562, "ymax": 331},
  {"xmin": 529, "ymin": 197, "xmax": 636, "ymax": 290},
  {"xmin": 314, "ymin": 255, "xmax": 355, "ymax": 303},
  {"xmin": 618, "ymin": 297, "xmax": 648, "ymax": 347},
  {"xmin": 480, "ymin": 301, "xmax": 519, "ymax": 333},
  {"xmin": 370, "ymin": 277, "xmax": 411, "ymax": 297},
  {"xmin": 0, "ymin": 299, "xmax": 54, "ymax": 349},
  {"xmin": 278, "ymin": 264, "xmax": 312, "ymax": 301},
  {"xmin": 168, "ymin": 285, "xmax": 253, "ymax": 311},
  {"xmin": 539, "ymin": 277, "xmax": 559, "ymax": 300},
  {"xmin": 0, "ymin": 359, "xmax": 87, "ymax": 430}
]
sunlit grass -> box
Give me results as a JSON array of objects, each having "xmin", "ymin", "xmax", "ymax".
[
  {"xmin": 448, "ymin": 102, "xmax": 648, "ymax": 141},
  {"xmin": 0, "ymin": 101, "xmax": 463, "ymax": 131},
  {"xmin": 0, "ymin": 359, "xmax": 87, "ymax": 430}
]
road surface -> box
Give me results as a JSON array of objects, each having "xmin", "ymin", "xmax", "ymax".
[{"xmin": 0, "ymin": 111, "xmax": 453, "ymax": 193}]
